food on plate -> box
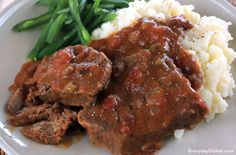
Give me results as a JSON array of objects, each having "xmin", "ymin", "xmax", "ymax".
[
  {"xmin": 29, "ymin": 45, "xmax": 112, "ymax": 107},
  {"xmin": 11, "ymin": 103, "xmax": 77, "ymax": 144},
  {"xmin": 21, "ymin": 106, "xmax": 77, "ymax": 145},
  {"xmin": 78, "ymin": 17, "xmax": 209, "ymax": 154},
  {"xmin": 7, "ymin": 45, "xmax": 112, "ymax": 144},
  {"xmin": 12, "ymin": 0, "xmax": 132, "ymax": 61},
  {"xmin": 6, "ymin": 0, "xmax": 236, "ymax": 154},
  {"xmin": 92, "ymin": 0, "xmax": 236, "ymax": 121},
  {"xmin": 8, "ymin": 61, "xmax": 40, "ymax": 115}
]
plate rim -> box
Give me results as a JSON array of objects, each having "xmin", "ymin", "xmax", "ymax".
[
  {"xmin": 213, "ymin": 0, "xmax": 236, "ymax": 20},
  {"xmin": 0, "ymin": 0, "xmax": 236, "ymax": 155},
  {"xmin": 0, "ymin": 1, "xmax": 31, "ymax": 154},
  {"xmin": 0, "ymin": 0, "xmax": 31, "ymax": 27}
]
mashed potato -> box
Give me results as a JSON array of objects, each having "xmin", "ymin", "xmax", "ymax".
[{"xmin": 92, "ymin": 0, "xmax": 236, "ymax": 137}]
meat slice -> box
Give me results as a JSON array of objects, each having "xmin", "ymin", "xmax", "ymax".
[
  {"xmin": 8, "ymin": 45, "xmax": 112, "ymax": 110},
  {"xmin": 78, "ymin": 54, "xmax": 208, "ymax": 155},
  {"xmin": 81, "ymin": 17, "xmax": 209, "ymax": 155},
  {"xmin": 22, "ymin": 109, "xmax": 77, "ymax": 144},
  {"xmin": 32, "ymin": 45, "xmax": 112, "ymax": 107},
  {"xmin": 8, "ymin": 61, "xmax": 40, "ymax": 114},
  {"xmin": 9, "ymin": 102, "xmax": 77, "ymax": 144},
  {"xmin": 9, "ymin": 61, "xmax": 40, "ymax": 93},
  {"xmin": 90, "ymin": 17, "xmax": 202, "ymax": 90},
  {"xmin": 9, "ymin": 103, "xmax": 77, "ymax": 144},
  {"xmin": 7, "ymin": 88, "xmax": 25, "ymax": 115},
  {"xmin": 9, "ymin": 103, "xmax": 58, "ymax": 126},
  {"xmin": 7, "ymin": 45, "xmax": 111, "ymax": 145}
]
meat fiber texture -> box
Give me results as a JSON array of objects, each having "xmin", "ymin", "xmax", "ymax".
[{"xmin": 91, "ymin": 0, "xmax": 236, "ymax": 137}]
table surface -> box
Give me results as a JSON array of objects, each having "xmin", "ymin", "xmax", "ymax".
[{"xmin": 0, "ymin": 0, "xmax": 236, "ymax": 155}]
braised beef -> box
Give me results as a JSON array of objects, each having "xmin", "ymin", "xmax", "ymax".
[
  {"xmin": 9, "ymin": 61, "xmax": 40, "ymax": 93},
  {"xmin": 78, "ymin": 17, "xmax": 209, "ymax": 155},
  {"xmin": 9, "ymin": 102, "xmax": 77, "ymax": 144},
  {"xmin": 32, "ymin": 45, "xmax": 112, "ymax": 107},
  {"xmin": 21, "ymin": 108, "xmax": 77, "ymax": 144},
  {"xmin": 9, "ymin": 103, "xmax": 58, "ymax": 126},
  {"xmin": 7, "ymin": 45, "xmax": 112, "ymax": 144},
  {"xmin": 7, "ymin": 88, "xmax": 25, "ymax": 115},
  {"xmin": 7, "ymin": 15, "xmax": 209, "ymax": 153},
  {"xmin": 8, "ymin": 61, "xmax": 40, "ymax": 114}
]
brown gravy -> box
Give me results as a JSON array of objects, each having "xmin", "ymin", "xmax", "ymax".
[
  {"xmin": 79, "ymin": 16, "xmax": 209, "ymax": 154},
  {"xmin": 91, "ymin": 16, "xmax": 202, "ymax": 90}
]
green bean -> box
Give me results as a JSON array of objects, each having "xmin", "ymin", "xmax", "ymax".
[
  {"xmin": 88, "ymin": 14, "xmax": 106, "ymax": 31},
  {"xmin": 81, "ymin": 4, "xmax": 92, "ymax": 20},
  {"xmin": 14, "ymin": 0, "xmax": 134, "ymax": 60},
  {"xmin": 87, "ymin": 8, "xmax": 111, "ymax": 31},
  {"xmin": 100, "ymin": 4, "xmax": 115, "ymax": 9},
  {"xmin": 69, "ymin": 0, "xmax": 91, "ymax": 44},
  {"xmin": 124, "ymin": 0, "xmax": 134, "ymax": 2},
  {"xmin": 93, "ymin": 0, "xmax": 102, "ymax": 9},
  {"xmin": 57, "ymin": 8, "xmax": 70, "ymax": 14},
  {"xmin": 94, "ymin": 8, "xmax": 110, "ymax": 15},
  {"xmin": 88, "ymin": 10, "xmax": 118, "ymax": 31},
  {"xmin": 37, "ymin": 29, "xmax": 76, "ymax": 59},
  {"xmin": 101, "ymin": 0, "xmax": 129, "ymax": 8},
  {"xmin": 83, "ymin": 9, "xmax": 93, "ymax": 25},
  {"xmin": 75, "ymin": 25, "xmax": 90, "ymax": 45},
  {"xmin": 13, "ymin": 0, "xmax": 68, "ymax": 32},
  {"xmin": 103, "ymin": 12, "xmax": 117, "ymax": 22},
  {"xmin": 46, "ymin": 13, "xmax": 67, "ymax": 43},
  {"xmin": 36, "ymin": 0, "xmax": 58, "ymax": 7},
  {"xmin": 65, "ymin": 17, "xmax": 73, "ymax": 25},
  {"xmin": 28, "ymin": 21, "xmax": 52, "ymax": 60},
  {"xmin": 28, "ymin": 0, "xmax": 68, "ymax": 60},
  {"xmin": 51, "ymin": 0, "xmax": 68, "ymax": 19},
  {"xmin": 70, "ymin": 37, "xmax": 80, "ymax": 45},
  {"xmin": 84, "ymin": 0, "xmax": 101, "ymax": 26},
  {"xmin": 79, "ymin": 0, "xmax": 87, "ymax": 13},
  {"xmin": 65, "ymin": 22, "xmax": 75, "ymax": 31},
  {"xmin": 88, "ymin": 8, "xmax": 117, "ymax": 31},
  {"xmin": 12, "ymin": 11, "xmax": 53, "ymax": 32},
  {"xmin": 44, "ymin": 0, "xmax": 68, "ymax": 43}
]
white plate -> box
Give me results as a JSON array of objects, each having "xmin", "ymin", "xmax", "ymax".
[{"xmin": 1, "ymin": 0, "xmax": 236, "ymax": 155}]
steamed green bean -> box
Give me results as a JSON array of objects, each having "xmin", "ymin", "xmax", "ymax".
[
  {"xmin": 13, "ymin": 0, "xmax": 134, "ymax": 60},
  {"xmin": 69, "ymin": 0, "xmax": 91, "ymax": 44},
  {"xmin": 12, "ymin": 11, "xmax": 53, "ymax": 32}
]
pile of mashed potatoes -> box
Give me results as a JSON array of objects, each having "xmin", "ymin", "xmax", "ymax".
[{"xmin": 92, "ymin": 0, "xmax": 236, "ymax": 137}]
